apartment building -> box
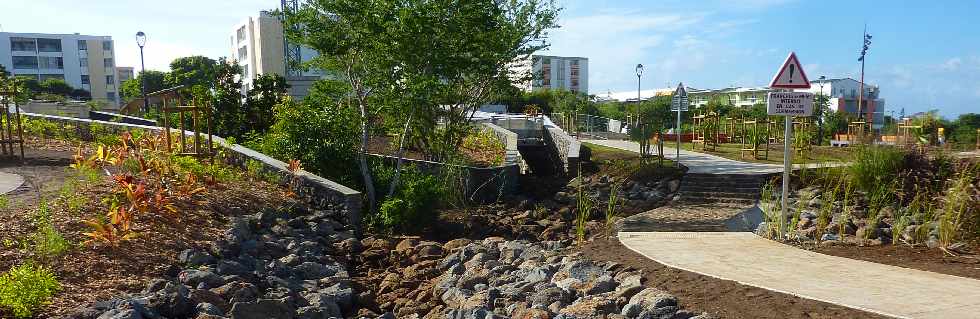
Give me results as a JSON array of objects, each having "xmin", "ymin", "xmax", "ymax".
[
  {"xmin": 0, "ymin": 32, "xmax": 121, "ymax": 108},
  {"xmin": 117, "ymin": 66, "xmax": 134, "ymax": 83},
  {"xmin": 801, "ymin": 77, "xmax": 885, "ymax": 128},
  {"xmin": 511, "ymin": 55, "xmax": 589, "ymax": 94},
  {"xmin": 229, "ymin": 11, "xmax": 323, "ymax": 99}
]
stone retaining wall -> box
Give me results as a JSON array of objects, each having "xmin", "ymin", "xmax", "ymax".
[
  {"xmin": 18, "ymin": 112, "xmax": 363, "ymax": 234},
  {"xmin": 544, "ymin": 125, "xmax": 580, "ymax": 176}
]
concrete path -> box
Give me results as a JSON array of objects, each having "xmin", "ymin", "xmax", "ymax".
[
  {"xmin": 620, "ymin": 232, "xmax": 980, "ymax": 319},
  {"xmin": 0, "ymin": 171, "xmax": 24, "ymax": 195},
  {"xmin": 583, "ymin": 139, "xmax": 843, "ymax": 174}
]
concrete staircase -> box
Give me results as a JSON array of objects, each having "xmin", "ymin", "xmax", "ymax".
[{"xmin": 678, "ymin": 173, "xmax": 776, "ymax": 206}]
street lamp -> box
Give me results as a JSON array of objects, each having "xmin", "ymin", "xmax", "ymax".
[
  {"xmin": 136, "ymin": 31, "xmax": 148, "ymax": 115},
  {"xmin": 816, "ymin": 75, "xmax": 826, "ymax": 145},
  {"xmin": 634, "ymin": 63, "xmax": 644, "ymax": 128}
]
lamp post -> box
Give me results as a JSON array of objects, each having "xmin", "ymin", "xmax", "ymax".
[
  {"xmin": 816, "ymin": 75, "xmax": 826, "ymax": 145},
  {"xmin": 136, "ymin": 31, "xmax": 148, "ymax": 115},
  {"xmin": 634, "ymin": 64, "xmax": 643, "ymax": 128}
]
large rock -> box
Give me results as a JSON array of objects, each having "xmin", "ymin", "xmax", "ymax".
[{"xmin": 229, "ymin": 298, "xmax": 295, "ymax": 319}]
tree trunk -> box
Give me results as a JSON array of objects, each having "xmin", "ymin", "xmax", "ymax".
[
  {"xmin": 357, "ymin": 99, "xmax": 376, "ymax": 214},
  {"xmin": 388, "ymin": 108, "xmax": 414, "ymax": 198}
]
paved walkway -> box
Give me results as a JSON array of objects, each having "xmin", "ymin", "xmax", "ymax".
[
  {"xmin": 620, "ymin": 232, "xmax": 980, "ymax": 319},
  {"xmin": 583, "ymin": 139, "xmax": 844, "ymax": 174},
  {"xmin": 0, "ymin": 171, "xmax": 24, "ymax": 195}
]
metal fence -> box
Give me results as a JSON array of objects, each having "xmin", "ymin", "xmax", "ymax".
[{"xmin": 550, "ymin": 113, "xmax": 627, "ymax": 140}]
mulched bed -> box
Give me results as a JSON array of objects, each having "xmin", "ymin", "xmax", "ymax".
[
  {"xmin": 578, "ymin": 237, "xmax": 888, "ymax": 319},
  {"xmin": 0, "ymin": 142, "xmax": 305, "ymax": 317},
  {"xmin": 811, "ymin": 243, "xmax": 980, "ymax": 280}
]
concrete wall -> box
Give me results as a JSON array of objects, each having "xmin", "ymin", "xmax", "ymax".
[{"xmin": 18, "ymin": 112, "xmax": 363, "ymax": 234}]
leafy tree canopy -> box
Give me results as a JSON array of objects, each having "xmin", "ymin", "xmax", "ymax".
[{"xmin": 121, "ymin": 70, "xmax": 167, "ymax": 101}]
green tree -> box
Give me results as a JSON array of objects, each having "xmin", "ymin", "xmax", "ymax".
[
  {"xmin": 210, "ymin": 59, "xmax": 244, "ymax": 137},
  {"xmin": 120, "ymin": 70, "xmax": 167, "ymax": 101},
  {"xmin": 286, "ymin": 0, "xmax": 559, "ymax": 213},
  {"xmin": 243, "ymin": 73, "xmax": 290, "ymax": 136},
  {"xmin": 39, "ymin": 78, "xmax": 73, "ymax": 96},
  {"xmin": 947, "ymin": 113, "xmax": 980, "ymax": 148},
  {"xmin": 166, "ymin": 56, "xmax": 218, "ymax": 89}
]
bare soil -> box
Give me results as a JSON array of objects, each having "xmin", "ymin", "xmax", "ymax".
[
  {"xmin": 811, "ymin": 243, "xmax": 980, "ymax": 280},
  {"xmin": 579, "ymin": 237, "xmax": 887, "ymax": 319}
]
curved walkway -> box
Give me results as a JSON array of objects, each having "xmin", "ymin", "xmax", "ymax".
[
  {"xmin": 619, "ymin": 232, "xmax": 980, "ymax": 319},
  {"xmin": 583, "ymin": 139, "xmax": 844, "ymax": 174},
  {"xmin": 0, "ymin": 171, "xmax": 24, "ymax": 195}
]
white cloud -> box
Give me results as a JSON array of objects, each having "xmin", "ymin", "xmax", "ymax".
[{"xmin": 940, "ymin": 57, "xmax": 962, "ymax": 71}]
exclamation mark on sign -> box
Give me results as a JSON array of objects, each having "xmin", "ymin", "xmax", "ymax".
[{"xmin": 788, "ymin": 64, "xmax": 795, "ymax": 83}]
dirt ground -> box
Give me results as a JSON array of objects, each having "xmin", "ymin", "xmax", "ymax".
[
  {"xmin": 579, "ymin": 237, "xmax": 887, "ymax": 319},
  {"xmin": 812, "ymin": 244, "xmax": 980, "ymax": 280}
]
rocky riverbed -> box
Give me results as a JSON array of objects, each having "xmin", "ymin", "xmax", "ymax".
[
  {"xmin": 71, "ymin": 203, "xmax": 359, "ymax": 319},
  {"xmin": 353, "ymin": 236, "xmax": 715, "ymax": 319}
]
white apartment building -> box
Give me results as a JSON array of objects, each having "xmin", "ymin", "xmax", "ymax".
[
  {"xmin": 512, "ymin": 55, "xmax": 589, "ymax": 94},
  {"xmin": 802, "ymin": 77, "xmax": 885, "ymax": 128},
  {"xmin": 0, "ymin": 32, "xmax": 121, "ymax": 108},
  {"xmin": 229, "ymin": 11, "xmax": 322, "ymax": 99}
]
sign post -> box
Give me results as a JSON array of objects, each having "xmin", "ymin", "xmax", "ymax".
[
  {"xmin": 767, "ymin": 52, "xmax": 813, "ymax": 239},
  {"xmin": 671, "ymin": 83, "xmax": 689, "ymax": 163}
]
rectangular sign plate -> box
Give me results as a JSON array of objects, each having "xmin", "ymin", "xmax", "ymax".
[{"xmin": 767, "ymin": 92, "xmax": 814, "ymax": 116}]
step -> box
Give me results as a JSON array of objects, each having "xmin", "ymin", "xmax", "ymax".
[
  {"xmin": 681, "ymin": 191, "xmax": 761, "ymax": 200},
  {"xmin": 681, "ymin": 180, "xmax": 766, "ymax": 188},
  {"xmin": 679, "ymin": 187, "xmax": 761, "ymax": 194}
]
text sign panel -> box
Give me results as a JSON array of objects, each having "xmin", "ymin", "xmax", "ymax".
[{"xmin": 767, "ymin": 92, "xmax": 814, "ymax": 116}]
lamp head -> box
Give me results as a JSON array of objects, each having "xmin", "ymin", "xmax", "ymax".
[
  {"xmin": 635, "ymin": 63, "xmax": 644, "ymax": 77},
  {"xmin": 136, "ymin": 31, "xmax": 146, "ymax": 48}
]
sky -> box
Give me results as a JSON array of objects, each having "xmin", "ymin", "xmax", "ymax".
[{"xmin": 1, "ymin": 0, "xmax": 978, "ymax": 118}]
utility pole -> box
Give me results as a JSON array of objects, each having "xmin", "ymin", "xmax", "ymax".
[{"xmin": 857, "ymin": 25, "xmax": 873, "ymax": 142}]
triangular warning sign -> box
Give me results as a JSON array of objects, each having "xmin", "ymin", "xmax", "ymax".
[{"xmin": 769, "ymin": 52, "xmax": 811, "ymax": 89}]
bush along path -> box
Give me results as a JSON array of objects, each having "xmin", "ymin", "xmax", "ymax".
[{"xmin": 71, "ymin": 204, "xmax": 359, "ymax": 319}]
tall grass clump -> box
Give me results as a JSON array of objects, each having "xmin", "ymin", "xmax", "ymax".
[
  {"xmin": 937, "ymin": 165, "xmax": 979, "ymax": 253},
  {"xmin": 847, "ymin": 146, "xmax": 905, "ymax": 193},
  {"xmin": 759, "ymin": 181, "xmax": 781, "ymax": 239},
  {"xmin": 605, "ymin": 183, "xmax": 621, "ymax": 234}
]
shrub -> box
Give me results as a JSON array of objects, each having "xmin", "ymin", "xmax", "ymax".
[
  {"xmin": 374, "ymin": 166, "xmax": 445, "ymax": 233},
  {"xmin": 0, "ymin": 263, "xmax": 61, "ymax": 318},
  {"xmin": 252, "ymin": 95, "xmax": 360, "ymax": 187},
  {"xmin": 847, "ymin": 146, "xmax": 905, "ymax": 193}
]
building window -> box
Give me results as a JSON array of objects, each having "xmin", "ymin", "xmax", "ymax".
[
  {"xmin": 238, "ymin": 46, "xmax": 248, "ymax": 60},
  {"xmin": 106, "ymin": 92, "xmax": 116, "ymax": 101},
  {"xmin": 78, "ymin": 39, "xmax": 87, "ymax": 50},
  {"xmin": 81, "ymin": 75, "xmax": 90, "ymax": 85},
  {"xmin": 12, "ymin": 56, "xmax": 38, "ymax": 69},
  {"xmin": 104, "ymin": 58, "xmax": 114, "ymax": 68},
  {"xmin": 80, "ymin": 57, "xmax": 88, "ymax": 67},
  {"xmin": 102, "ymin": 40, "xmax": 112, "ymax": 51},
  {"xmin": 38, "ymin": 56, "xmax": 64, "ymax": 69},
  {"xmin": 10, "ymin": 37, "xmax": 36, "ymax": 51},
  {"xmin": 37, "ymin": 38, "xmax": 62, "ymax": 52},
  {"xmin": 237, "ymin": 27, "xmax": 246, "ymax": 43},
  {"xmin": 106, "ymin": 75, "xmax": 115, "ymax": 85}
]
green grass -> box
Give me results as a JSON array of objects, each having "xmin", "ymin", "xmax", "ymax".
[{"xmin": 582, "ymin": 142, "xmax": 679, "ymax": 166}]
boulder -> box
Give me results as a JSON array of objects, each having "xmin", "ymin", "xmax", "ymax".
[{"xmin": 229, "ymin": 298, "xmax": 295, "ymax": 319}]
